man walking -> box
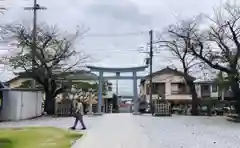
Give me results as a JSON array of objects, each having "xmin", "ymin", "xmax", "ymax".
[{"xmin": 70, "ymin": 98, "xmax": 86, "ymax": 130}]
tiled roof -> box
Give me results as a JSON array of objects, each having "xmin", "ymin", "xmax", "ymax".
[
  {"xmin": 140, "ymin": 67, "xmax": 195, "ymax": 84},
  {"xmin": 5, "ymin": 70, "xmax": 98, "ymax": 84}
]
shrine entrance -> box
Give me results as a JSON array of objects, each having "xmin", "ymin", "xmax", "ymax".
[{"xmin": 87, "ymin": 65, "xmax": 147, "ymax": 115}]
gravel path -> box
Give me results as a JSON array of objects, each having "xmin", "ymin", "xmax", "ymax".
[{"xmin": 1, "ymin": 114, "xmax": 240, "ymax": 148}]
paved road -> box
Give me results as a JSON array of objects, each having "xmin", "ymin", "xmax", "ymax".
[
  {"xmin": 73, "ymin": 114, "xmax": 240, "ymax": 148},
  {"xmin": 73, "ymin": 114, "xmax": 150, "ymax": 148}
]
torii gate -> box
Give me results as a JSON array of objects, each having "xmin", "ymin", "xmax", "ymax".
[{"xmin": 87, "ymin": 65, "xmax": 148, "ymax": 115}]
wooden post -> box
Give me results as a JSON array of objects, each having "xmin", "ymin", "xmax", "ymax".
[{"xmin": 87, "ymin": 93, "xmax": 94, "ymax": 115}]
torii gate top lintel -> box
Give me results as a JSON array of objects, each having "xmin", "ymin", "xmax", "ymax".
[{"xmin": 87, "ymin": 65, "xmax": 148, "ymax": 73}]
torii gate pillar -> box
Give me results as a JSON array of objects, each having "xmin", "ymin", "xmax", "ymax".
[
  {"xmin": 132, "ymin": 71, "xmax": 138, "ymax": 114},
  {"xmin": 97, "ymin": 71, "xmax": 103, "ymax": 114}
]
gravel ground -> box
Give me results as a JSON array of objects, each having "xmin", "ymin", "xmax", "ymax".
[
  {"xmin": 134, "ymin": 114, "xmax": 240, "ymax": 148},
  {"xmin": 1, "ymin": 114, "xmax": 240, "ymax": 148}
]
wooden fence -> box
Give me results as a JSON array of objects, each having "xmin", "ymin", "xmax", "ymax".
[
  {"xmin": 55, "ymin": 99, "xmax": 73, "ymax": 117},
  {"xmin": 55, "ymin": 99, "xmax": 99, "ymax": 116}
]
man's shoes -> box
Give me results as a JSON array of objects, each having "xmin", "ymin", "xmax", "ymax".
[
  {"xmin": 69, "ymin": 127, "xmax": 76, "ymax": 130},
  {"xmin": 69, "ymin": 127, "xmax": 86, "ymax": 130}
]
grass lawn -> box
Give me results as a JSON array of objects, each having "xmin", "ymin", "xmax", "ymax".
[{"xmin": 0, "ymin": 127, "xmax": 82, "ymax": 148}]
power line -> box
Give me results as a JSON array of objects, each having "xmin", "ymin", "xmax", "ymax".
[
  {"xmin": 86, "ymin": 48, "xmax": 141, "ymax": 52},
  {"xmin": 84, "ymin": 31, "xmax": 149, "ymax": 38},
  {"xmin": 79, "ymin": 47, "xmax": 181, "ymax": 57}
]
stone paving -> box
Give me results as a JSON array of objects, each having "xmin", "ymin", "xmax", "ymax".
[
  {"xmin": 72, "ymin": 113, "xmax": 151, "ymax": 148},
  {"xmin": 1, "ymin": 114, "xmax": 240, "ymax": 148}
]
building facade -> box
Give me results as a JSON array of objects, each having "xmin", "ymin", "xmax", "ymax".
[
  {"xmin": 139, "ymin": 67, "xmax": 195, "ymax": 104},
  {"xmin": 194, "ymin": 80, "xmax": 233, "ymax": 100}
]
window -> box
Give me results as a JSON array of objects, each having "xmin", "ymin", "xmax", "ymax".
[
  {"xmin": 108, "ymin": 86, "xmax": 112, "ymax": 91},
  {"xmin": 146, "ymin": 83, "xmax": 165, "ymax": 95},
  {"xmin": 146, "ymin": 83, "xmax": 158, "ymax": 94},
  {"xmin": 178, "ymin": 83, "xmax": 187, "ymax": 93},
  {"xmin": 212, "ymin": 83, "xmax": 217, "ymax": 92},
  {"xmin": 171, "ymin": 83, "xmax": 179, "ymax": 94},
  {"xmin": 202, "ymin": 85, "xmax": 210, "ymax": 91},
  {"xmin": 171, "ymin": 83, "xmax": 187, "ymax": 94},
  {"xmin": 152, "ymin": 83, "xmax": 159, "ymax": 94},
  {"xmin": 201, "ymin": 84, "xmax": 210, "ymax": 96}
]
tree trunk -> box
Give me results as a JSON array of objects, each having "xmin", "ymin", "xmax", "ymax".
[
  {"xmin": 44, "ymin": 92, "xmax": 55, "ymax": 115},
  {"xmin": 207, "ymin": 103, "xmax": 212, "ymax": 116},
  {"xmin": 235, "ymin": 100, "xmax": 240, "ymax": 115},
  {"xmin": 230, "ymin": 79, "xmax": 240, "ymax": 115},
  {"xmin": 187, "ymin": 81, "xmax": 199, "ymax": 115}
]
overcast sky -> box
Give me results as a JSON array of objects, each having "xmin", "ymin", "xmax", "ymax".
[{"xmin": 0, "ymin": 0, "xmax": 228, "ymax": 95}]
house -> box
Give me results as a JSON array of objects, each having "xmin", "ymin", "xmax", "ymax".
[
  {"xmin": 5, "ymin": 70, "xmax": 113, "ymax": 104},
  {"xmin": 5, "ymin": 70, "xmax": 99, "ymax": 88},
  {"xmin": 194, "ymin": 80, "xmax": 233, "ymax": 101},
  {"xmin": 5, "ymin": 70, "xmax": 99, "ymax": 104},
  {"xmin": 5, "ymin": 76, "xmax": 31, "ymax": 88},
  {"xmin": 139, "ymin": 67, "xmax": 195, "ymax": 105}
]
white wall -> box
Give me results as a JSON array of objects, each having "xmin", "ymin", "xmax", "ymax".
[
  {"xmin": 0, "ymin": 90, "xmax": 43, "ymax": 121},
  {"xmin": 0, "ymin": 91, "xmax": 18, "ymax": 120},
  {"xmin": 195, "ymin": 84, "xmax": 202, "ymax": 98}
]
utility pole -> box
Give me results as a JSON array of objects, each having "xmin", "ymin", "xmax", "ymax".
[
  {"xmin": 24, "ymin": 0, "xmax": 46, "ymax": 88},
  {"xmin": 149, "ymin": 30, "xmax": 153, "ymax": 115},
  {"xmin": 116, "ymin": 72, "xmax": 120, "ymax": 108}
]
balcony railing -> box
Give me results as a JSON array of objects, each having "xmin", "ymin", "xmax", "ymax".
[
  {"xmin": 201, "ymin": 92, "xmax": 211, "ymax": 97},
  {"xmin": 171, "ymin": 90, "xmax": 191, "ymax": 94}
]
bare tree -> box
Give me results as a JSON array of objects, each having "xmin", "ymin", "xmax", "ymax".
[
  {"xmin": 1, "ymin": 24, "xmax": 88, "ymax": 115},
  {"xmin": 172, "ymin": 2, "xmax": 240, "ymax": 114},
  {"xmin": 0, "ymin": 0, "xmax": 6, "ymax": 14},
  {"xmin": 157, "ymin": 20, "xmax": 202, "ymax": 115}
]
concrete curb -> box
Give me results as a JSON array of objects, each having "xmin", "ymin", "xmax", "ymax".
[{"xmin": 71, "ymin": 131, "xmax": 88, "ymax": 148}]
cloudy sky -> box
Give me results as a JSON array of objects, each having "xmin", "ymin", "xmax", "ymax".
[{"xmin": 0, "ymin": 0, "xmax": 228, "ymax": 95}]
